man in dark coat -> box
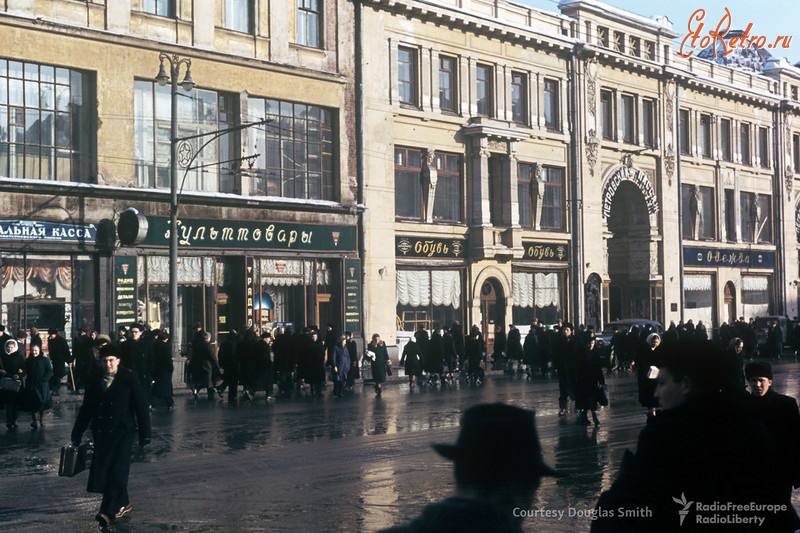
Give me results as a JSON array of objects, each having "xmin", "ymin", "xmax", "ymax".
[
  {"xmin": 150, "ymin": 330, "xmax": 174, "ymax": 410},
  {"xmin": 72, "ymin": 327, "xmax": 94, "ymax": 393},
  {"xmin": 450, "ymin": 321, "xmax": 465, "ymax": 368},
  {"xmin": 120, "ymin": 323, "xmax": 153, "ymax": 406},
  {"xmin": 217, "ymin": 329, "xmax": 240, "ymax": 401},
  {"xmin": 248, "ymin": 331, "xmax": 274, "ymax": 400},
  {"xmin": 553, "ymin": 323, "xmax": 577, "ymax": 416},
  {"xmin": 382, "ymin": 403, "xmax": 558, "ymax": 533},
  {"xmin": 592, "ymin": 338, "xmax": 784, "ymax": 532},
  {"xmin": 344, "ymin": 331, "xmax": 359, "ymax": 390},
  {"xmin": 745, "ymin": 361, "xmax": 800, "ymax": 531},
  {"xmin": 47, "ymin": 327, "xmax": 71, "ymax": 395},
  {"xmin": 71, "ymin": 343, "xmax": 151, "ymax": 528},
  {"xmin": 506, "ymin": 324, "xmax": 523, "ymax": 374}
]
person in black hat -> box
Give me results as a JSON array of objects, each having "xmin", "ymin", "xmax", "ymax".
[
  {"xmin": 47, "ymin": 327, "xmax": 71, "ymax": 395},
  {"xmin": 745, "ymin": 361, "xmax": 800, "ymax": 531},
  {"xmin": 592, "ymin": 338, "xmax": 784, "ymax": 532},
  {"xmin": 382, "ymin": 403, "xmax": 558, "ymax": 533}
]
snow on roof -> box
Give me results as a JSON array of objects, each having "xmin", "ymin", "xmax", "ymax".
[{"xmin": 558, "ymin": 0, "xmax": 674, "ymax": 32}]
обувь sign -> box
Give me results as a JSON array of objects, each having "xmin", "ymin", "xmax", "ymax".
[{"xmin": 679, "ymin": 8, "xmax": 792, "ymax": 58}]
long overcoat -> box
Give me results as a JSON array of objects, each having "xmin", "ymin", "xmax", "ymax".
[
  {"xmin": 71, "ymin": 368, "xmax": 151, "ymax": 494},
  {"xmin": 24, "ymin": 354, "xmax": 53, "ymax": 411},
  {"xmin": 331, "ymin": 344, "xmax": 350, "ymax": 383},
  {"xmin": 369, "ymin": 341, "xmax": 390, "ymax": 384}
]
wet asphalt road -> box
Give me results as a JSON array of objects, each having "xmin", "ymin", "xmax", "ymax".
[{"xmin": 1, "ymin": 361, "xmax": 799, "ymax": 533}]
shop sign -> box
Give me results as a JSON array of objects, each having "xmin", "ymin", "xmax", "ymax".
[
  {"xmin": 141, "ymin": 216, "xmax": 357, "ymax": 252},
  {"xmin": 114, "ymin": 256, "xmax": 137, "ymax": 327},
  {"xmin": 683, "ymin": 246, "xmax": 775, "ymax": 268},
  {"xmin": 0, "ymin": 220, "xmax": 96, "ymax": 243},
  {"xmin": 521, "ymin": 242, "xmax": 570, "ymax": 262},
  {"xmin": 344, "ymin": 259, "xmax": 361, "ymax": 335},
  {"xmin": 601, "ymin": 166, "xmax": 659, "ymax": 218},
  {"xmin": 395, "ymin": 237, "xmax": 465, "ymax": 258},
  {"xmin": 245, "ymin": 257, "xmax": 255, "ymax": 329}
]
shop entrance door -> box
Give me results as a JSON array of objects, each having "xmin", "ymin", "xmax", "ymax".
[
  {"xmin": 480, "ymin": 279, "xmax": 504, "ymax": 357},
  {"xmin": 724, "ymin": 281, "xmax": 736, "ymax": 324}
]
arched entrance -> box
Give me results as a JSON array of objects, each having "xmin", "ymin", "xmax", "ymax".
[
  {"xmin": 724, "ymin": 281, "xmax": 736, "ymax": 324},
  {"xmin": 605, "ymin": 178, "xmax": 661, "ymax": 321},
  {"xmin": 480, "ymin": 278, "xmax": 504, "ymax": 356}
]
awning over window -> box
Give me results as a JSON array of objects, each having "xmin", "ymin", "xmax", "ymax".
[
  {"xmin": 397, "ymin": 270, "xmax": 461, "ymax": 309},
  {"xmin": 742, "ymin": 276, "xmax": 769, "ymax": 292},
  {"xmin": 512, "ymin": 271, "xmax": 560, "ymax": 309},
  {"xmin": 684, "ymin": 276, "xmax": 712, "ymax": 292}
]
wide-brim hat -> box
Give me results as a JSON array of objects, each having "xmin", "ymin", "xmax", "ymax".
[{"xmin": 433, "ymin": 403, "xmax": 560, "ymax": 480}]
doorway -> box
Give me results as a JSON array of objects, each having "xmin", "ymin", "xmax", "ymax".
[
  {"xmin": 480, "ymin": 278, "xmax": 504, "ymax": 356},
  {"xmin": 724, "ymin": 281, "xmax": 736, "ymax": 324}
]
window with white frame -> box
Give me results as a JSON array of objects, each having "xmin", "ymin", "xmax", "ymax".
[
  {"xmin": 543, "ymin": 79, "xmax": 560, "ymax": 131},
  {"xmin": 476, "ymin": 64, "xmax": 494, "ymax": 117},
  {"xmin": 398, "ymin": 47, "xmax": 419, "ymax": 108},
  {"xmin": 511, "ymin": 72, "xmax": 527, "ymax": 124},
  {"xmin": 439, "ymin": 55, "xmax": 457, "ymax": 113},
  {"xmin": 621, "ymin": 94, "xmax": 635, "ymax": 144},
  {"xmin": 143, "ymin": 0, "xmax": 174, "ymax": 17},
  {"xmin": 224, "ymin": 0, "xmax": 253, "ymax": 34},
  {"xmin": 396, "ymin": 269, "xmax": 462, "ymax": 332},
  {"xmin": 600, "ymin": 89, "xmax": 614, "ymax": 140}
]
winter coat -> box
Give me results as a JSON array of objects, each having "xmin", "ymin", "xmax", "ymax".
[
  {"xmin": 592, "ymin": 392, "xmax": 786, "ymax": 532},
  {"xmin": 0, "ymin": 349, "xmax": 26, "ymax": 404},
  {"xmin": 573, "ymin": 345, "xmax": 605, "ymax": 411},
  {"xmin": 47, "ymin": 334, "xmax": 71, "ymax": 380},
  {"xmin": 506, "ymin": 328, "xmax": 523, "ymax": 361},
  {"xmin": 749, "ymin": 389, "xmax": 800, "ymax": 501},
  {"xmin": 189, "ymin": 341, "xmax": 220, "ymax": 389},
  {"xmin": 249, "ymin": 339, "xmax": 273, "ymax": 392},
  {"xmin": 400, "ymin": 341, "xmax": 422, "ymax": 376},
  {"xmin": 346, "ymin": 339, "xmax": 360, "ymax": 379},
  {"xmin": 368, "ymin": 341, "xmax": 390, "ymax": 384},
  {"xmin": 71, "ymin": 368, "xmax": 151, "ymax": 494},
  {"xmin": 331, "ymin": 344, "xmax": 350, "ymax": 383},
  {"xmin": 24, "ymin": 354, "xmax": 53, "ymax": 411},
  {"xmin": 426, "ymin": 332, "xmax": 444, "ymax": 374},
  {"xmin": 150, "ymin": 340, "xmax": 174, "ymax": 401},
  {"xmin": 381, "ymin": 497, "xmax": 524, "ymax": 533}
]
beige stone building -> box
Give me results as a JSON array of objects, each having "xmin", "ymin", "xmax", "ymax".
[
  {"xmin": 3, "ymin": 0, "xmax": 800, "ymax": 354},
  {"xmin": 0, "ymin": 0, "xmax": 361, "ymax": 349},
  {"xmin": 359, "ymin": 0, "xmax": 800, "ymax": 351}
]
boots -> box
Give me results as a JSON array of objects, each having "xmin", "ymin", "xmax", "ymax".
[
  {"xmin": 578, "ymin": 410, "xmax": 590, "ymax": 425},
  {"xmin": 30, "ymin": 413, "xmax": 38, "ymax": 430},
  {"xmin": 591, "ymin": 411, "xmax": 600, "ymax": 426}
]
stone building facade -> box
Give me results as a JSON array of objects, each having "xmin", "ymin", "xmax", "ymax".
[
  {"xmin": 359, "ymin": 0, "xmax": 800, "ymax": 349},
  {"xmin": 0, "ymin": 0, "xmax": 361, "ymax": 350}
]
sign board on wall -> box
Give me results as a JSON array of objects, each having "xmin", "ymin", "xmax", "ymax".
[
  {"xmin": 114, "ymin": 256, "xmax": 137, "ymax": 327},
  {"xmin": 344, "ymin": 259, "xmax": 361, "ymax": 335}
]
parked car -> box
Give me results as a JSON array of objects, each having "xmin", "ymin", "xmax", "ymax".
[
  {"xmin": 596, "ymin": 319, "xmax": 664, "ymax": 368},
  {"xmin": 753, "ymin": 315, "xmax": 789, "ymax": 357}
]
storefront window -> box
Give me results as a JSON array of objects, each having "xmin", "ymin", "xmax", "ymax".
[
  {"xmin": 742, "ymin": 276, "xmax": 770, "ymax": 319},
  {"xmin": 511, "ymin": 270, "xmax": 563, "ymax": 325},
  {"xmin": 683, "ymin": 275, "xmax": 714, "ymax": 326},
  {"xmin": 396, "ymin": 269, "xmax": 462, "ymax": 331},
  {"xmin": 1, "ymin": 254, "xmax": 96, "ymax": 342}
]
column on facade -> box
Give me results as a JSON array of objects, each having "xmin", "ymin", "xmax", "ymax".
[{"xmin": 469, "ymin": 136, "xmax": 492, "ymax": 227}]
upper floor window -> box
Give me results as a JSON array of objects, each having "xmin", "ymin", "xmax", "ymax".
[
  {"xmin": 679, "ymin": 109, "xmax": 690, "ymax": 155},
  {"xmin": 597, "ymin": 27, "xmax": 609, "ymax": 47},
  {"xmin": 613, "ymin": 31, "xmax": 625, "ymax": 52},
  {"xmin": 511, "ymin": 72, "xmax": 527, "ymax": 124},
  {"xmin": 0, "ymin": 59, "xmax": 95, "ymax": 182},
  {"xmin": 629, "ymin": 36, "xmax": 641, "ymax": 57},
  {"xmin": 540, "ymin": 166, "xmax": 565, "ymax": 230},
  {"xmin": 224, "ymin": 0, "xmax": 254, "ymax": 34},
  {"xmin": 740, "ymin": 123, "xmax": 751, "ymax": 165},
  {"xmin": 439, "ymin": 55, "xmax": 457, "ymax": 114},
  {"xmin": 297, "ymin": 0, "xmax": 321, "ymax": 48},
  {"xmin": 699, "ymin": 114, "xmax": 712, "ymax": 158},
  {"xmin": 720, "ymin": 118, "xmax": 732, "ymax": 162},
  {"xmin": 394, "ymin": 147, "xmax": 422, "ymax": 219},
  {"xmin": 600, "ymin": 89, "xmax": 614, "ymax": 140},
  {"xmin": 143, "ymin": 0, "xmax": 174, "ymax": 17},
  {"xmin": 476, "ymin": 64, "xmax": 494, "ymax": 117},
  {"xmin": 620, "ymin": 94, "xmax": 635, "ymax": 144},
  {"xmin": 740, "ymin": 192, "xmax": 771, "ymax": 243},
  {"xmin": 758, "ymin": 127, "xmax": 770, "ymax": 169},
  {"xmin": 398, "ymin": 47, "xmax": 419, "ymax": 108},
  {"xmin": 681, "ymin": 184, "xmax": 715, "ymax": 240},
  {"xmin": 432, "ymin": 152, "xmax": 461, "ymax": 222},
  {"xmin": 642, "ymin": 98, "xmax": 655, "ymax": 147},
  {"xmin": 643, "ymin": 40, "xmax": 655, "ymax": 60},
  {"xmin": 135, "ymin": 81, "xmax": 237, "ymax": 193},
  {"xmin": 543, "ymin": 79, "xmax": 560, "ymax": 131},
  {"xmin": 249, "ymin": 98, "xmax": 336, "ymax": 200},
  {"xmin": 794, "ymin": 133, "xmax": 800, "ymax": 173}
]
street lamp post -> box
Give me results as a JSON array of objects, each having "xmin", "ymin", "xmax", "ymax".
[{"xmin": 155, "ymin": 53, "xmax": 195, "ymax": 358}]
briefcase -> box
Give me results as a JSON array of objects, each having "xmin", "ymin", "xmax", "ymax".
[{"xmin": 59, "ymin": 441, "xmax": 91, "ymax": 477}]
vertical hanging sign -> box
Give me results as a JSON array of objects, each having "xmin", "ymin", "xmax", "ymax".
[
  {"xmin": 344, "ymin": 258, "xmax": 361, "ymax": 335},
  {"xmin": 114, "ymin": 256, "xmax": 138, "ymax": 327},
  {"xmin": 245, "ymin": 257, "xmax": 255, "ymax": 329}
]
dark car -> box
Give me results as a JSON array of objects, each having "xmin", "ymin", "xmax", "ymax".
[{"xmin": 596, "ymin": 319, "xmax": 664, "ymax": 369}]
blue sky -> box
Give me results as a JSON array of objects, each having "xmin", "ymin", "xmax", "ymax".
[{"xmin": 519, "ymin": 0, "xmax": 799, "ymax": 63}]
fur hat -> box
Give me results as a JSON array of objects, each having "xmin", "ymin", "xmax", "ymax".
[{"xmin": 744, "ymin": 361, "xmax": 773, "ymax": 380}]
